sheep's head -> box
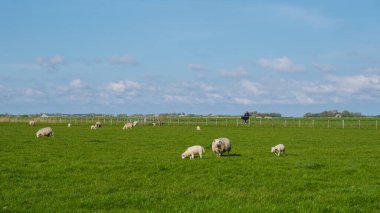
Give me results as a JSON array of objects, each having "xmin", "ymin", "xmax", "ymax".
[
  {"xmin": 181, "ymin": 153, "xmax": 187, "ymax": 159},
  {"xmin": 271, "ymin": 147, "xmax": 276, "ymax": 153}
]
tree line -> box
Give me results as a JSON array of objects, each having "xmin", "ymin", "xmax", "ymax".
[{"xmin": 304, "ymin": 110, "xmax": 362, "ymax": 118}]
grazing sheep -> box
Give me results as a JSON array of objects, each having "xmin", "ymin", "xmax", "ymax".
[
  {"xmin": 196, "ymin": 126, "xmax": 201, "ymax": 131},
  {"xmin": 67, "ymin": 123, "xmax": 71, "ymax": 128},
  {"xmin": 271, "ymin": 144, "xmax": 285, "ymax": 156},
  {"xmin": 152, "ymin": 122, "xmax": 156, "ymax": 126},
  {"xmin": 122, "ymin": 123, "xmax": 133, "ymax": 130},
  {"xmin": 133, "ymin": 121, "xmax": 138, "ymax": 127},
  {"xmin": 212, "ymin": 137, "xmax": 231, "ymax": 158},
  {"xmin": 29, "ymin": 120, "xmax": 35, "ymax": 126},
  {"xmin": 95, "ymin": 121, "xmax": 101, "ymax": 128},
  {"xmin": 36, "ymin": 127, "xmax": 54, "ymax": 138},
  {"xmin": 90, "ymin": 125, "xmax": 97, "ymax": 130},
  {"xmin": 181, "ymin": 145, "xmax": 205, "ymax": 159}
]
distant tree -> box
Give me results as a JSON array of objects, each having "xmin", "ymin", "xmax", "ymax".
[{"xmin": 304, "ymin": 110, "xmax": 364, "ymax": 118}]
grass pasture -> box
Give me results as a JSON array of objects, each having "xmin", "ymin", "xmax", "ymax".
[{"xmin": 0, "ymin": 123, "xmax": 379, "ymax": 212}]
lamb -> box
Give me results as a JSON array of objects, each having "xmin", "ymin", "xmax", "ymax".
[
  {"xmin": 36, "ymin": 127, "xmax": 54, "ymax": 138},
  {"xmin": 122, "ymin": 123, "xmax": 133, "ymax": 130},
  {"xmin": 95, "ymin": 121, "xmax": 101, "ymax": 128},
  {"xmin": 90, "ymin": 125, "xmax": 97, "ymax": 130},
  {"xmin": 67, "ymin": 123, "xmax": 71, "ymax": 128},
  {"xmin": 271, "ymin": 144, "xmax": 285, "ymax": 156},
  {"xmin": 133, "ymin": 121, "xmax": 138, "ymax": 127},
  {"xmin": 181, "ymin": 145, "xmax": 205, "ymax": 160},
  {"xmin": 212, "ymin": 137, "xmax": 231, "ymax": 158},
  {"xmin": 29, "ymin": 120, "xmax": 35, "ymax": 126},
  {"xmin": 196, "ymin": 126, "xmax": 201, "ymax": 131}
]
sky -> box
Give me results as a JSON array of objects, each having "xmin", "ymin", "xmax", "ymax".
[{"xmin": 1, "ymin": 0, "xmax": 380, "ymax": 116}]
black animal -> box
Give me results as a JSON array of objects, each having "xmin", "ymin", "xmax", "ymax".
[{"xmin": 241, "ymin": 111, "xmax": 250, "ymax": 124}]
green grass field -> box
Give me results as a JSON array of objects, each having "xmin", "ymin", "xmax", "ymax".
[{"xmin": 1, "ymin": 123, "xmax": 379, "ymax": 212}]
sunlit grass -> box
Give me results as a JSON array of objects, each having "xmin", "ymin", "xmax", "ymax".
[{"xmin": 0, "ymin": 123, "xmax": 379, "ymax": 212}]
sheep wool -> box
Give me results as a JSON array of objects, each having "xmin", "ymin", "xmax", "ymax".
[
  {"xmin": 29, "ymin": 120, "xmax": 35, "ymax": 126},
  {"xmin": 36, "ymin": 127, "xmax": 54, "ymax": 138},
  {"xmin": 122, "ymin": 123, "xmax": 133, "ymax": 130},
  {"xmin": 212, "ymin": 137, "xmax": 231, "ymax": 158},
  {"xmin": 181, "ymin": 145, "xmax": 205, "ymax": 160},
  {"xmin": 271, "ymin": 144, "xmax": 285, "ymax": 156}
]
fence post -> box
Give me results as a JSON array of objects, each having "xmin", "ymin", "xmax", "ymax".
[
  {"xmin": 298, "ymin": 120, "xmax": 301, "ymax": 128},
  {"xmin": 312, "ymin": 120, "xmax": 315, "ymax": 128},
  {"xmin": 260, "ymin": 118, "xmax": 262, "ymax": 126},
  {"xmin": 359, "ymin": 120, "xmax": 361, "ymax": 129},
  {"xmin": 216, "ymin": 118, "xmax": 218, "ymax": 126},
  {"xmin": 236, "ymin": 119, "xmax": 238, "ymax": 126},
  {"xmin": 376, "ymin": 120, "xmax": 378, "ymax": 130},
  {"xmin": 342, "ymin": 120, "xmax": 345, "ymax": 129},
  {"xmin": 328, "ymin": 119, "xmax": 330, "ymax": 129},
  {"xmin": 284, "ymin": 119, "xmax": 287, "ymax": 127}
]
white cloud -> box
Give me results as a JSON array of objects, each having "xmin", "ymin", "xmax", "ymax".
[
  {"xmin": 327, "ymin": 74, "xmax": 380, "ymax": 93},
  {"xmin": 233, "ymin": 98, "xmax": 253, "ymax": 105},
  {"xmin": 106, "ymin": 80, "xmax": 142, "ymax": 93},
  {"xmin": 293, "ymin": 92, "xmax": 317, "ymax": 104},
  {"xmin": 35, "ymin": 55, "xmax": 65, "ymax": 69},
  {"xmin": 257, "ymin": 57, "xmax": 304, "ymax": 72},
  {"xmin": 219, "ymin": 67, "xmax": 249, "ymax": 77},
  {"xmin": 364, "ymin": 67, "xmax": 380, "ymax": 74},
  {"xmin": 240, "ymin": 80, "xmax": 264, "ymax": 95},
  {"xmin": 188, "ymin": 64, "xmax": 206, "ymax": 71},
  {"xmin": 107, "ymin": 55, "xmax": 138, "ymax": 64},
  {"xmin": 69, "ymin": 79, "xmax": 84, "ymax": 89},
  {"xmin": 206, "ymin": 93, "xmax": 223, "ymax": 99}
]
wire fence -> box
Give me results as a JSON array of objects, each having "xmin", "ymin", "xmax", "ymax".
[{"xmin": 1, "ymin": 116, "xmax": 379, "ymax": 130}]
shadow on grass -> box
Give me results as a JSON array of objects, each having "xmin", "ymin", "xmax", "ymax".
[
  {"xmin": 222, "ymin": 153, "xmax": 242, "ymax": 157},
  {"xmin": 88, "ymin": 138, "xmax": 107, "ymax": 143},
  {"xmin": 302, "ymin": 163, "xmax": 325, "ymax": 170}
]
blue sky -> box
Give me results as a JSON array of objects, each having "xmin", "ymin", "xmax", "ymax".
[{"xmin": 1, "ymin": 1, "xmax": 380, "ymax": 116}]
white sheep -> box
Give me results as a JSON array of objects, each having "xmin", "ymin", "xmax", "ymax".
[
  {"xmin": 133, "ymin": 121, "xmax": 138, "ymax": 127},
  {"xmin": 196, "ymin": 126, "xmax": 201, "ymax": 131},
  {"xmin": 29, "ymin": 120, "xmax": 35, "ymax": 126},
  {"xmin": 212, "ymin": 137, "xmax": 231, "ymax": 158},
  {"xmin": 36, "ymin": 127, "xmax": 54, "ymax": 138},
  {"xmin": 271, "ymin": 144, "xmax": 285, "ymax": 156},
  {"xmin": 95, "ymin": 121, "xmax": 101, "ymax": 128},
  {"xmin": 90, "ymin": 125, "xmax": 97, "ymax": 130},
  {"xmin": 181, "ymin": 145, "xmax": 205, "ymax": 160},
  {"xmin": 67, "ymin": 123, "xmax": 71, "ymax": 128},
  {"xmin": 122, "ymin": 123, "xmax": 133, "ymax": 130}
]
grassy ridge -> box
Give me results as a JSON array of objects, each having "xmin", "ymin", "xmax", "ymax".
[{"xmin": 0, "ymin": 123, "xmax": 379, "ymax": 212}]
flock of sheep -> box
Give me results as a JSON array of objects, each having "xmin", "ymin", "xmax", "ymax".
[
  {"xmin": 30, "ymin": 120, "xmax": 286, "ymax": 158},
  {"xmin": 184, "ymin": 126, "xmax": 285, "ymax": 159},
  {"xmin": 181, "ymin": 131, "xmax": 285, "ymax": 159}
]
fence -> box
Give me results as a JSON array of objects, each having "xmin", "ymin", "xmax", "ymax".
[{"xmin": 1, "ymin": 116, "xmax": 379, "ymax": 130}]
